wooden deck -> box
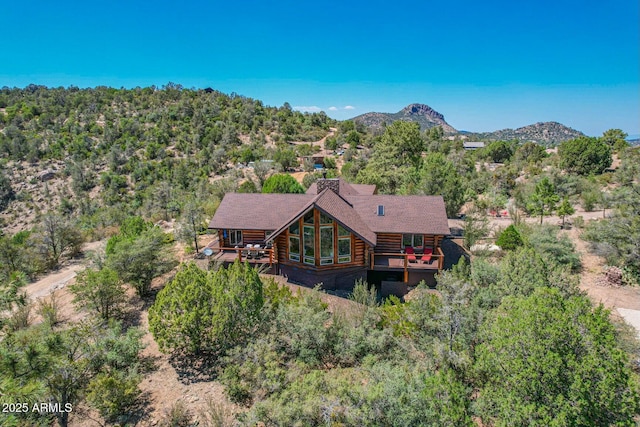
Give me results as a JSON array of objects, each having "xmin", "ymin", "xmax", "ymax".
[
  {"xmin": 211, "ymin": 249, "xmax": 274, "ymax": 266},
  {"xmin": 373, "ymin": 255, "xmax": 440, "ymax": 270},
  {"xmin": 370, "ymin": 249, "xmax": 444, "ymax": 283},
  {"xmin": 206, "ymin": 238, "xmax": 275, "ymax": 266}
]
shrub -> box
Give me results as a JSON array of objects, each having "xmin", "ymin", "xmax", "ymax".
[
  {"xmin": 86, "ymin": 370, "xmax": 141, "ymax": 422},
  {"xmin": 495, "ymin": 225, "xmax": 523, "ymax": 251}
]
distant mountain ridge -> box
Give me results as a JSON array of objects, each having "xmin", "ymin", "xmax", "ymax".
[
  {"xmin": 468, "ymin": 122, "xmax": 585, "ymax": 145},
  {"xmin": 351, "ymin": 104, "xmax": 585, "ymax": 144},
  {"xmin": 351, "ymin": 103, "xmax": 457, "ymax": 134}
]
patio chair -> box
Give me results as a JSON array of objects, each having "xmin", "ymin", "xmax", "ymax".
[
  {"xmin": 253, "ymin": 244, "xmax": 262, "ymax": 259},
  {"xmin": 421, "ymin": 248, "xmax": 433, "ymax": 264},
  {"xmin": 405, "ymin": 246, "xmax": 417, "ymax": 263}
]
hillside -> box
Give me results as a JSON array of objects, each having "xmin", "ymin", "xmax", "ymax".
[
  {"xmin": 351, "ymin": 103, "xmax": 458, "ymax": 133},
  {"xmin": 467, "ymin": 121, "xmax": 585, "ymax": 145},
  {"xmin": 0, "ymin": 85, "xmax": 335, "ymax": 232},
  {"xmin": 1, "ymin": 85, "xmax": 640, "ymax": 427}
]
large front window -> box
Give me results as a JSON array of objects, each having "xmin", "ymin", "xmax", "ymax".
[{"xmin": 287, "ymin": 211, "xmax": 353, "ymax": 266}]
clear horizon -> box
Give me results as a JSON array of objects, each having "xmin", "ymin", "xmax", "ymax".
[{"xmin": 2, "ymin": 0, "xmax": 638, "ymax": 137}]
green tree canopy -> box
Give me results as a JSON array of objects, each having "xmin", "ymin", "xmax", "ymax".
[
  {"xmin": 514, "ymin": 141, "xmax": 547, "ymax": 165},
  {"xmin": 528, "ymin": 176, "xmax": 560, "ymax": 224},
  {"xmin": 70, "ymin": 267, "xmax": 126, "ymax": 321},
  {"xmin": 106, "ymin": 226, "xmax": 175, "ymax": 296},
  {"xmin": 418, "ymin": 152, "xmax": 466, "ymax": 217},
  {"xmin": 558, "ymin": 136, "xmax": 612, "ymax": 175},
  {"xmin": 149, "ymin": 261, "xmax": 264, "ymax": 355},
  {"xmin": 556, "ymin": 197, "xmax": 575, "ymax": 228},
  {"xmin": 479, "ymin": 140, "xmax": 516, "ymax": 163},
  {"xmin": 475, "ymin": 287, "xmax": 640, "ymax": 426},
  {"xmin": 583, "ymin": 181, "xmax": 640, "ymax": 280},
  {"xmin": 0, "ymin": 170, "xmax": 15, "ymax": 211},
  {"xmin": 0, "ymin": 321, "xmax": 143, "ymax": 427},
  {"xmin": 601, "ymin": 128, "xmax": 629, "ymax": 152},
  {"xmin": 356, "ymin": 121, "xmax": 424, "ymax": 194},
  {"xmin": 261, "ymin": 173, "xmax": 305, "ymax": 194}
]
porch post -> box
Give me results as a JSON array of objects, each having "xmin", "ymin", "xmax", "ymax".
[{"xmin": 403, "ymin": 255, "xmax": 408, "ymax": 283}]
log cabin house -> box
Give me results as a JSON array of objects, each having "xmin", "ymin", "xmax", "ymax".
[{"xmin": 208, "ymin": 178, "xmax": 450, "ymax": 293}]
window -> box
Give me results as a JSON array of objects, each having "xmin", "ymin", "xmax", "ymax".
[
  {"xmin": 377, "ymin": 205, "xmax": 385, "ymax": 216},
  {"xmin": 402, "ymin": 234, "xmax": 423, "ymax": 248},
  {"xmin": 303, "ymin": 210, "xmax": 314, "ymax": 225},
  {"xmin": 289, "ymin": 222, "xmax": 299, "ymax": 235},
  {"xmin": 289, "ymin": 213, "xmax": 354, "ymax": 266},
  {"xmin": 229, "ymin": 230, "xmax": 242, "ymax": 246},
  {"xmin": 338, "ymin": 236, "xmax": 351, "ymax": 263},
  {"xmin": 289, "ymin": 236, "xmax": 300, "ymax": 261},
  {"xmin": 289, "ymin": 223, "xmax": 300, "ymax": 261},
  {"xmin": 319, "ymin": 212, "xmax": 334, "ymax": 224},
  {"xmin": 320, "ymin": 226, "xmax": 334, "ymax": 265},
  {"xmin": 338, "ymin": 224, "xmax": 350, "ymax": 237},
  {"xmin": 303, "ymin": 226, "xmax": 315, "ymax": 265}
]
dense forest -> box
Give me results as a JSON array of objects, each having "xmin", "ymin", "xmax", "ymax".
[{"xmin": 0, "ymin": 85, "xmax": 639, "ymax": 426}]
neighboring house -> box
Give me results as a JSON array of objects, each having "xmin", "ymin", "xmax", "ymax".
[
  {"xmin": 300, "ymin": 153, "xmax": 326, "ymax": 170},
  {"xmin": 208, "ymin": 178, "xmax": 450, "ymax": 293},
  {"xmin": 463, "ymin": 141, "xmax": 485, "ymax": 150}
]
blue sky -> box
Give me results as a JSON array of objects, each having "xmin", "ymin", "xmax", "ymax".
[{"xmin": 2, "ymin": 0, "xmax": 638, "ymax": 136}]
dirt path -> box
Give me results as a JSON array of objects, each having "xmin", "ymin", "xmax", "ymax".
[
  {"xmin": 288, "ymin": 127, "xmax": 336, "ymax": 151},
  {"xmin": 23, "ymin": 240, "xmax": 105, "ymax": 301},
  {"xmin": 25, "ymin": 263, "xmax": 83, "ymax": 300}
]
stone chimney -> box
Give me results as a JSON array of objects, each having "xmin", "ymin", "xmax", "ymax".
[{"xmin": 316, "ymin": 178, "xmax": 340, "ymax": 195}]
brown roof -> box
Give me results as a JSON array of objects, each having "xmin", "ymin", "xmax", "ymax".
[
  {"xmin": 265, "ymin": 189, "xmax": 376, "ymax": 246},
  {"xmin": 315, "ymin": 190, "xmax": 377, "ymax": 245},
  {"xmin": 209, "ymin": 188, "xmax": 450, "ymax": 244},
  {"xmin": 306, "ymin": 178, "xmax": 376, "ymax": 196},
  {"xmin": 346, "ymin": 195, "xmax": 450, "ymax": 235},
  {"xmin": 208, "ymin": 193, "xmax": 314, "ymax": 230}
]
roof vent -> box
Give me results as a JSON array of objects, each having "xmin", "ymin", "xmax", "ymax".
[{"xmin": 377, "ymin": 205, "xmax": 385, "ymax": 216}]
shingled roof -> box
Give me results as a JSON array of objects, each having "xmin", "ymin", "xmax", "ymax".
[
  {"xmin": 265, "ymin": 189, "xmax": 377, "ymax": 246},
  {"xmin": 208, "ymin": 193, "xmax": 314, "ymax": 230},
  {"xmin": 208, "ymin": 180, "xmax": 450, "ymax": 242},
  {"xmin": 346, "ymin": 195, "xmax": 450, "ymax": 235}
]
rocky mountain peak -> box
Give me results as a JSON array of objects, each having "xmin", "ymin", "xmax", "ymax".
[{"xmin": 400, "ymin": 104, "xmax": 445, "ymax": 121}]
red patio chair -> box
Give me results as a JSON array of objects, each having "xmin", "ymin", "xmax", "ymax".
[
  {"xmin": 405, "ymin": 246, "xmax": 417, "ymax": 263},
  {"xmin": 421, "ymin": 248, "xmax": 433, "ymax": 263}
]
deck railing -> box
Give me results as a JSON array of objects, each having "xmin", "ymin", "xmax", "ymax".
[
  {"xmin": 370, "ymin": 248, "xmax": 444, "ymax": 282},
  {"xmin": 215, "ymin": 246, "xmax": 275, "ymax": 266}
]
